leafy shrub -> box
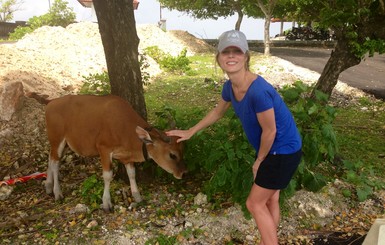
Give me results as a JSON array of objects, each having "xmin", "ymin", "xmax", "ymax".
[
  {"xmin": 280, "ymin": 81, "xmax": 338, "ymax": 192},
  {"xmin": 145, "ymin": 46, "xmax": 191, "ymax": 74},
  {"xmin": 178, "ymin": 109, "xmax": 255, "ymax": 215},
  {"xmin": 79, "ymin": 54, "xmax": 151, "ymax": 95},
  {"xmin": 139, "ymin": 53, "xmax": 151, "ymax": 85},
  {"xmin": 341, "ymin": 160, "xmax": 385, "ymax": 201},
  {"xmin": 8, "ymin": 26, "xmax": 34, "ymax": 40},
  {"xmin": 79, "ymin": 71, "xmax": 111, "ymax": 95}
]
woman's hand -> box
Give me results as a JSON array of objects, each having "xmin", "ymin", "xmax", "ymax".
[
  {"xmin": 252, "ymin": 158, "xmax": 263, "ymax": 179},
  {"xmin": 166, "ymin": 129, "xmax": 193, "ymax": 143}
]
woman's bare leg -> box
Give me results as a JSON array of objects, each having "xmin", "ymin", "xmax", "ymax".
[{"xmin": 246, "ymin": 184, "xmax": 280, "ymax": 245}]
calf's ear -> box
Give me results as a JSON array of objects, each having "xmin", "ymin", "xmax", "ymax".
[{"xmin": 136, "ymin": 126, "xmax": 153, "ymax": 144}]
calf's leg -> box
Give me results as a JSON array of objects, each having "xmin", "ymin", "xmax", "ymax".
[
  {"xmin": 99, "ymin": 150, "xmax": 114, "ymax": 211},
  {"xmin": 102, "ymin": 170, "xmax": 113, "ymax": 211},
  {"xmin": 46, "ymin": 140, "xmax": 66, "ymax": 200},
  {"xmin": 50, "ymin": 158, "xmax": 63, "ymax": 200},
  {"xmin": 125, "ymin": 163, "xmax": 142, "ymax": 203},
  {"xmin": 45, "ymin": 156, "xmax": 54, "ymax": 194}
]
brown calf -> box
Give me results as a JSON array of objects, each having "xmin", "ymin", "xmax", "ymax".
[{"xmin": 39, "ymin": 94, "xmax": 186, "ymax": 211}]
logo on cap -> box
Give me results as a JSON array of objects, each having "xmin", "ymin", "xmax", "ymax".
[{"xmin": 218, "ymin": 30, "xmax": 248, "ymax": 53}]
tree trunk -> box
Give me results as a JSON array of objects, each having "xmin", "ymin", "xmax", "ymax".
[
  {"xmin": 256, "ymin": 0, "xmax": 277, "ymax": 56},
  {"xmin": 280, "ymin": 21, "xmax": 284, "ymax": 36},
  {"xmin": 263, "ymin": 16, "xmax": 271, "ymax": 56},
  {"xmin": 234, "ymin": 8, "xmax": 243, "ymax": 31},
  {"xmin": 93, "ymin": 0, "xmax": 147, "ymax": 120},
  {"xmin": 92, "ymin": 0, "xmax": 147, "ymax": 183},
  {"xmin": 313, "ymin": 38, "xmax": 361, "ymax": 98}
]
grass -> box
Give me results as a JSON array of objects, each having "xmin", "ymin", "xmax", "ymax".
[
  {"xmin": 334, "ymin": 102, "xmax": 385, "ymax": 172},
  {"xmin": 145, "ymin": 53, "xmax": 224, "ymax": 127}
]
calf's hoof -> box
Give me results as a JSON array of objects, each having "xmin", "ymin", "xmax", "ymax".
[
  {"xmin": 132, "ymin": 192, "xmax": 143, "ymax": 203},
  {"xmin": 102, "ymin": 201, "xmax": 113, "ymax": 212},
  {"xmin": 45, "ymin": 183, "xmax": 53, "ymax": 194},
  {"xmin": 54, "ymin": 192, "xmax": 63, "ymax": 201}
]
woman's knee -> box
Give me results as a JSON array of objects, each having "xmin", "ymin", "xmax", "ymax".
[
  {"xmin": 246, "ymin": 193, "xmax": 265, "ymax": 214},
  {"xmin": 246, "ymin": 196, "xmax": 255, "ymax": 213}
]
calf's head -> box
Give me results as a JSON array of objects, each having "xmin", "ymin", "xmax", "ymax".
[{"xmin": 136, "ymin": 126, "xmax": 187, "ymax": 179}]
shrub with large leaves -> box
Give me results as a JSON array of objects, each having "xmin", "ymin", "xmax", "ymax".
[{"xmin": 280, "ymin": 81, "xmax": 338, "ymax": 193}]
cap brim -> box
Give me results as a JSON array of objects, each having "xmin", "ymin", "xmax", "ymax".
[{"xmin": 218, "ymin": 44, "xmax": 247, "ymax": 53}]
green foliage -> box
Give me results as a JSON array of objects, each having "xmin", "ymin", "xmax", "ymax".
[
  {"xmin": 280, "ymin": 81, "xmax": 338, "ymax": 192},
  {"xmin": 46, "ymin": 0, "xmax": 76, "ymax": 27},
  {"xmin": 159, "ymin": 0, "xmax": 238, "ymax": 20},
  {"xmin": 144, "ymin": 46, "xmax": 191, "ymax": 74},
  {"xmin": 80, "ymin": 175, "xmax": 104, "ymax": 210},
  {"xmin": 0, "ymin": 0, "xmax": 19, "ymax": 22},
  {"xmin": 290, "ymin": 0, "xmax": 385, "ymax": 59},
  {"xmin": 79, "ymin": 53, "xmax": 151, "ymax": 95},
  {"xmin": 153, "ymin": 104, "xmax": 181, "ymax": 128},
  {"xmin": 79, "ymin": 72, "xmax": 111, "ymax": 95},
  {"xmin": 9, "ymin": 0, "xmax": 75, "ymax": 40},
  {"xmin": 145, "ymin": 234, "xmax": 178, "ymax": 245},
  {"xmin": 139, "ymin": 53, "xmax": 151, "ymax": 85},
  {"xmin": 42, "ymin": 228, "xmax": 59, "ymax": 241},
  {"xmin": 183, "ymin": 110, "xmax": 255, "ymax": 215},
  {"xmin": 8, "ymin": 25, "xmax": 33, "ymax": 40},
  {"xmin": 281, "ymin": 81, "xmax": 338, "ymax": 162},
  {"xmin": 356, "ymin": 38, "xmax": 385, "ymax": 58},
  {"xmin": 144, "ymin": 228, "xmax": 204, "ymax": 244},
  {"xmin": 341, "ymin": 160, "xmax": 385, "ymax": 201}
]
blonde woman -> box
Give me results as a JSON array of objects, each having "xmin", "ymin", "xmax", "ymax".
[{"xmin": 167, "ymin": 30, "xmax": 302, "ymax": 245}]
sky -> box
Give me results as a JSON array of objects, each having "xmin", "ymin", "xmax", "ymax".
[{"xmin": 12, "ymin": 0, "xmax": 294, "ymax": 40}]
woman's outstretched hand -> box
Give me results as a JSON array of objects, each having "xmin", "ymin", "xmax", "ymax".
[{"xmin": 166, "ymin": 129, "xmax": 193, "ymax": 143}]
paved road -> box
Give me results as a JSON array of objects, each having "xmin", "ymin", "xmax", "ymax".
[{"xmin": 254, "ymin": 47, "xmax": 385, "ymax": 100}]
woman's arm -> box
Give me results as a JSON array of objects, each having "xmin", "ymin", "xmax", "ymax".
[
  {"xmin": 252, "ymin": 108, "xmax": 277, "ymax": 177},
  {"xmin": 166, "ymin": 99, "xmax": 231, "ymax": 142}
]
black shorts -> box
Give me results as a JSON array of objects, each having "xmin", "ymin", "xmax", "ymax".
[{"xmin": 255, "ymin": 150, "xmax": 302, "ymax": 190}]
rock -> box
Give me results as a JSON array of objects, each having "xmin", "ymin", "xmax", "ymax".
[
  {"xmin": 87, "ymin": 220, "xmax": 98, "ymax": 229},
  {"xmin": 72, "ymin": 203, "xmax": 89, "ymax": 214},
  {"xmin": 194, "ymin": 192, "xmax": 208, "ymax": 206},
  {"xmin": 0, "ymin": 82, "xmax": 24, "ymax": 121},
  {"xmin": 0, "ymin": 186, "xmax": 13, "ymax": 200}
]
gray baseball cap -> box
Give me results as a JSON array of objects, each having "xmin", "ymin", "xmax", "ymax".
[{"xmin": 217, "ymin": 30, "xmax": 249, "ymax": 53}]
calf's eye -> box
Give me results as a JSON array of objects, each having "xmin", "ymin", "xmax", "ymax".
[{"xmin": 169, "ymin": 153, "xmax": 177, "ymax": 160}]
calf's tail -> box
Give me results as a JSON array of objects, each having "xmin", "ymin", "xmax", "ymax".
[{"xmin": 25, "ymin": 92, "xmax": 51, "ymax": 105}]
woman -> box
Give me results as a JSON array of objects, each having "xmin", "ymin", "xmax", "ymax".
[{"xmin": 166, "ymin": 30, "xmax": 302, "ymax": 245}]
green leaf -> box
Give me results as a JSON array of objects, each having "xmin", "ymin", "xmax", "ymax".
[
  {"xmin": 357, "ymin": 185, "xmax": 373, "ymax": 202},
  {"xmin": 308, "ymin": 104, "xmax": 318, "ymax": 115}
]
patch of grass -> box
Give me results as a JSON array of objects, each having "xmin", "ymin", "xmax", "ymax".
[
  {"xmin": 145, "ymin": 54, "xmax": 223, "ymax": 128},
  {"xmin": 145, "ymin": 233, "xmax": 178, "ymax": 245},
  {"xmin": 334, "ymin": 102, "xmax": 385, "ymax": 172}
]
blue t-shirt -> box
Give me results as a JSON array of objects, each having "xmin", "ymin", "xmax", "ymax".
[{"xmin": 222, "ymin": 76, "xmax": 302, "ymax": 154}]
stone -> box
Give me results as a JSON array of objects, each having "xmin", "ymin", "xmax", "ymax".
[
  {"xmin": 194, "ymin": 192, "xmax": 208, "ymax": 206},
  {"xmin": 0, "ymin": 82, "xmax": 24, "ymax": 121}
]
